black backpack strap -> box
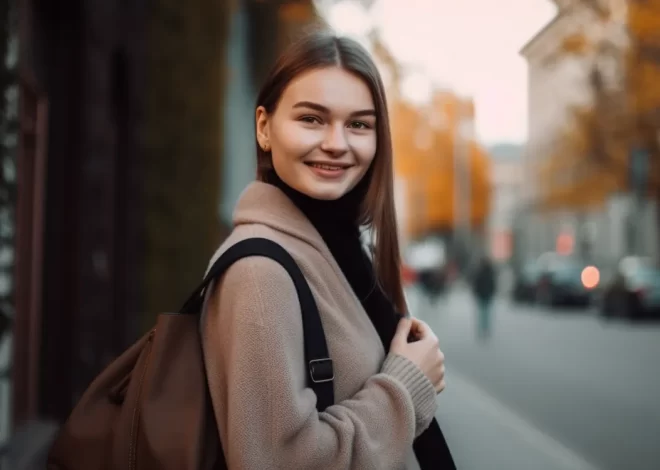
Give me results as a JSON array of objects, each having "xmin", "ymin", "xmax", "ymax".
[
  {"xmin": 414, "ymin": 418, "xmax": 456, "ymax": 469},
  {"xmin": 180, "ymin": 237, "xmax": 334, "ymax": 412}
]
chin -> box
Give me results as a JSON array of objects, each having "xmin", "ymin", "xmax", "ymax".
[
  {"xmin": 305, "ymin": 186, "xmax": 347, "ymax": 201},
  {"xmin": 296, "ymin": 179, "xmax": 352, "ymax": 201}
]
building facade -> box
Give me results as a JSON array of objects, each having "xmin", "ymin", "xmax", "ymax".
[
  {"xmin": 8, "ymin": 0, "xmax": 319, "ymax": 458},
  {"xmin": 519, "ymin": 0, "xmax": 657, "ymax": 267}
]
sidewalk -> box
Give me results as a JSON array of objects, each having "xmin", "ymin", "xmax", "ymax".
[
  {"xmin": 407, "ymin": 286, "xmax": 601, "ymax": 470},
  {"xmin": 420, "ymin": 370, "xmax": 600, "ymax": 470}
]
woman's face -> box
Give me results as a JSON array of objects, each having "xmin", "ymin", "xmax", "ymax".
[{"xmin": 256, "ymin": 66, "xmax": 377, "ymax": 200}]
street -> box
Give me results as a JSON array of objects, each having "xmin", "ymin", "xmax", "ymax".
[{"xmin": 408, "ymin": 285, "xmax": 660, "ymax": 470}]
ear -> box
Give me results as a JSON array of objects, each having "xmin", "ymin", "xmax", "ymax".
[{"xmin": 256, "ymin": 106, "xmax": 271, "ymax": 150}]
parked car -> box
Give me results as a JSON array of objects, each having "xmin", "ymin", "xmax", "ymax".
[
  {"xmin": 600, "ymin": 257, "xmax": 660, "ymax": 320},
  {"xmin": 511, "ymin": 261, "xmax": 541, "ymax": 303},
  {"xmin": 403, "ymin": 237, "xmax": 448, "ymax": 300},
  {"xmin": 535, "ymin": 255, "xmax": 598, "ymax": 308}
]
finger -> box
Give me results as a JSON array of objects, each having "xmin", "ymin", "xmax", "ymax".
[
  {"xmin": 411, "ymin": 318, "xmax": 431, "ymax": 338},
  {"xmin": 409, "ymin": 319, "xmax": 423, "ymax": 336},
  {"xmin": 393, "ymin": 317, "xmax": 412, "ymax": 344},
  {"xmin": 437, "ymin": 379, "xmax": 446, "ymax": 393},
  {"xmin": 420, "ymin": 325, "xmax": 438, "ymax": 344},
  {"xmin": 407, "ymin": 320, "xmax": 423, "ymax": 341}
]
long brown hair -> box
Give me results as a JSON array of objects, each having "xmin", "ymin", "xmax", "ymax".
[{"xmin": 255, "ymin": 31, "xmax": 407, "ymax": 314}]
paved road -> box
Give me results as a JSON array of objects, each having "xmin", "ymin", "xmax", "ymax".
[{"xmin": 408, "ymin": 284, "xmax": 660, "ymax": 470}]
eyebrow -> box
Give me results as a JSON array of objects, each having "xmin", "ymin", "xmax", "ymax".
[{"xmin": 292, "ymin": 101, "xmax": 376, "ymax": 118}]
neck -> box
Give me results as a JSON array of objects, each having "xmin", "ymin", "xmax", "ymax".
[{"xmin": 264, "ymin": 170, "xmax": 366, "ymax": 237}]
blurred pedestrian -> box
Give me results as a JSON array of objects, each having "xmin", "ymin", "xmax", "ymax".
[{"xmin": 471, "ymin": 255, "xmax": 497, "ymax": 339}]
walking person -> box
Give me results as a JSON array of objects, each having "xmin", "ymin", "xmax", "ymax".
[{"xmin": 471, "ymin": 255, "xmax": 497, "ymax": 340}]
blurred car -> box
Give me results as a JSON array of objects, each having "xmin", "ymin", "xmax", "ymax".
[
  {"xmin": 511, "ymin": 261, "xmax": 541, "ymax": 303},
  {"xmin": 401, "ymin": 263, "xmax": 418, "ymax": 285},
  {"xmin": 535, "ymin": 255, "xmax": 598, "ymax": 308},
  {"xmin": 403, "ymin": 237, "xmax": 448, "ymax": 300},
  {"xmin": 599, "ymin": 257, "xmax": 660, "ymax": 320}
]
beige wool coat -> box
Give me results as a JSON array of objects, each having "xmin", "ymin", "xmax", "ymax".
[{"xmin": 201, "ymin": 181, "xmax": 437, "ymax": 470}]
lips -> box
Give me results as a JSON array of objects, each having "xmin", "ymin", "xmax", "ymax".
[
  {"xmin": 304, "ymin": 162, "xmax": 353, "ymax": 170},
  {"xmin": 304, "ymin": 161, "xmax": 353, "ymax": 180}
]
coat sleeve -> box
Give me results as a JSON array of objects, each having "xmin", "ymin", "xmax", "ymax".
[{"xmin": 201, "ymin": 255, "xmax": 437, "ymax": 470}]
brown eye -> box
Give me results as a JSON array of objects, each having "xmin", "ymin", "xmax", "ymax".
[
  {"xmin": 348, "ymin": 121, "xmax": 371, "ymax": 130},
  {"xmin": 300, "ymin": 115, "xmax": 322, "ymax": 124}
]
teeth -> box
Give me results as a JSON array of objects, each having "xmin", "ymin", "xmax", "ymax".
[{"xmin": 310, "ymin": 163, "xmax": 343, "ymax": 170}]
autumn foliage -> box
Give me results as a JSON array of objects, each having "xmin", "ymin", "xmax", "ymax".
[
  {"xmin": 389, "ymin": 92, "xmax": 491, "ymax": 239},
  {"xmin": 545, "ymin": 0, "xmax": 660, "ymax": 210}
]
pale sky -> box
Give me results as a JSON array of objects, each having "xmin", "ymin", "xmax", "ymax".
[{"xmin": 325, "ymin": 0, "xmax": 557, "ymax": 145}]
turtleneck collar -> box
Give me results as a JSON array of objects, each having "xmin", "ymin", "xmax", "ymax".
[
  {"xmin": 264, "ymin": 169, "xmax": 367, "ymax": 238},
  {"xmin": 263, "ymin": 168, "xmax": 404, "ymax": 349}
]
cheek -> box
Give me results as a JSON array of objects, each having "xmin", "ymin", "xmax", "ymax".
[
  {"xmin": 274, "ymin": 121, "xmax": 322, "ymax": 155},
  {"xmin": 350, "ymin": 134, "xmax": 377, "ymax": 166}
]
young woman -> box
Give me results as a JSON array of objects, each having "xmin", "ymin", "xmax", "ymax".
[{"xmin": 201, "ymin": 31, "xmax": 453, "ymax": 469}]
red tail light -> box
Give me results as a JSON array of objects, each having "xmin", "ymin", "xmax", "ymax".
[{"xmin": 401, "ymin": 265, "xmax": 418, "ymax": 285}]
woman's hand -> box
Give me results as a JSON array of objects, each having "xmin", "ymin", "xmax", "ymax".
[{"xmin": 390, "ymin": 317, "xmax": 446, "ymax": 393}]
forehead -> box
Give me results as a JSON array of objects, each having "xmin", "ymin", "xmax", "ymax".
[{"xmin": 278, "ymin": 67, "xmax": 374, "ymax": 111}]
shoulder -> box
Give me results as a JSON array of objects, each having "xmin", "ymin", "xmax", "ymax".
[
  {"xmin": 205, "ymin": 225, "xmax": 301, "ymax": 324},
  {"xmin": 206, "ymin": 224, "xmax": 299, "ymax": 275},
  {"xmin": 217, "ymin": 251, "xmax": 297, "ymax": 299}
]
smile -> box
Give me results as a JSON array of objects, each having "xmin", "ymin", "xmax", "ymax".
[
  {"xmin": 305, "ymin": 162, "xmax": 353, "ymax": 171},
  {"xmin": 305, "ymin": 162, "xmax": 353, "ymax": 179}
]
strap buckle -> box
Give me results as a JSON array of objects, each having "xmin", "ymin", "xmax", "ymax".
[{"xmin": 309, "ymin": 358, "xmax": 334, "ymax": 384}]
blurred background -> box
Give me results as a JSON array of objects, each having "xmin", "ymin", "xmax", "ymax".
[{"xmin": 1, "ymin": 0, "xmax": 659, "ymax": 468}]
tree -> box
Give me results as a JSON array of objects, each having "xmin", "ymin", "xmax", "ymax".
[
  {"xmin": 551, "ymin": 0, "xmax": 660, "ymax": 247},
  {"xmin": 626, "ymin": 0, "xmax": 660, "ymax": 192},
  {"xmin": 542, "ymin": 102, "xmax": 624, "ymax": 209},
  {"xmin": 389, "ymin": 91, "xmax": 491, "ymax": 239},
  {"xmin": 469, "ymin": 142, "xmax": 491, "ymax": 226}
]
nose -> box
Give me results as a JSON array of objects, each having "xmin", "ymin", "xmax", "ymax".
[{"xmin": 320, "ymin": 123, "xmax": 349, "ymax": 155}]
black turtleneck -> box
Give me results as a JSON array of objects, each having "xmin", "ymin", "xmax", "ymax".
[
  {"xmin": 265, "ymin": 169, "xmax": 403, "ymax": 349},
  {"xmin": 265, "ymin": 170, "xmax": 456, "ymax": 470}
]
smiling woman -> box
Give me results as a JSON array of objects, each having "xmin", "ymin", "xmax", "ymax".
[
  {"xmin": 256, "ymin": 68, "xmax": 378, "ymax": 200},
  {"xmin": 201, "ymin": 31, "xmax": 456, "ymax": 470}
]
